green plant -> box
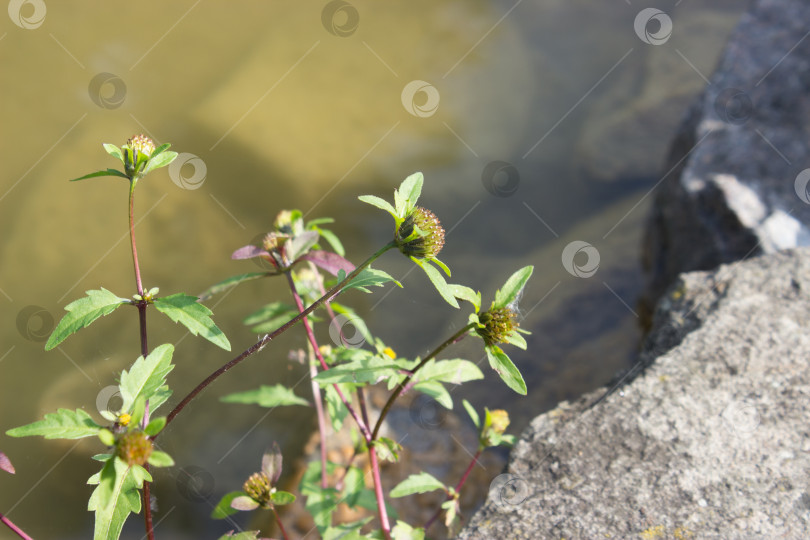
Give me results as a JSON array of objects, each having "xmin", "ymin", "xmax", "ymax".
[{"xmin": 3, "ymin": 136, "xmax": 532, "ymax": 540}]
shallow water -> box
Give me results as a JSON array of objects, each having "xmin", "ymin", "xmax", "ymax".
[{"xmin": 0, "ymin": 1, "xmax": 745, "ymax": 538}]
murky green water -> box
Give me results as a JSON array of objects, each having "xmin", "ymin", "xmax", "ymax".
[{"xmin": 1, "ymin": 1, "xmax": 745, "ymax": 538}]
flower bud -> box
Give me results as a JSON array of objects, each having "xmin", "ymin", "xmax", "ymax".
[
  {"xmin": 123, "ymin": 134, "xmax": 155, "ymax": 177},
  {"xmin": 127, "ymin": 134, "xmax": 155, "ymax": 158},
  {"xmin": 476, "ymin": 307, "xmax": 518, "ymax": 347},
  {"xmin": 395, "ymin": 207, "xmax": 445, "ymax": 259},
  {"xmin": 116, "ymin": 431, "xmax": 153, "ymax": 466},
  {"xmin": 243, "ymin": 471, "xmax": 273, "ymax": 507}
]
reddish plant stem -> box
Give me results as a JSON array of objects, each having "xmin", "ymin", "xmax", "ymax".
[
  {"xmin": 371, "ymin": 323, "xmax": 474, "ymax": 440},
  {"xmin": 129, "ymin": 178, "xmax": 155, "ymax": 540},
  {"xmin": 424, "ymin": 447, "xmax": 483, "ymax": 532},
  {"xmin": 0, "ymin": 512, "xmax": 33, "ymax": 540},
  {"xmin": 272, "ymin": 507, "xmax": 290, "ymax": 540},
  {"xmin": 162, "ymin": 241, "xmax": 396, "ymax": 431},
  {"xmin": 367, "ymin": 440, "xmax": 392, "ymax": 540}
]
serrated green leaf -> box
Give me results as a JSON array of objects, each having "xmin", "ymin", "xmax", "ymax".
[
  {"xmin": 70, "ymin": 169, "xmax": 130, "ymax": 182},
  {"xmin": 304, "ymin": 486, "xmax": 340, "ymax": 534},
  {"xmin": 341, "ymin": 466, "xmax": 365, "ymax": 508},
  {"xmin": 103, "ymin": 144, "xmax": 124, "ymax": 162},
  {"xmin": 494, "ymin": 266, "xmax": 534, "ymax": 309},
  {"xmin": 153, "ymin": 293, "xmax": 231, "ymax": 350},
  {"xmin": 390, "ymin": 472, "xmax": 446, "ymax": 497},
  {"xmin": 374, "ymin": 437, "xmax": 401, "ymax": 463},
  {"xmin": 392, "ymin": 521, "xmax": 425, "ymax": 540},
  {"xmin": 147, "ymin": 450, "xmax": 174, "ymax": 468},
  {"xmin": 450, "ymin": 284, "xmax": 481, "ymax": 312},
  {"xmin": 314, "ymin": 357, "xmax": 400, "ymax": 385},
  {"xmin": 243, "ymin": 301, "xmax": 296, "ymax": 325},
  {"xmin": 394, "ymin": 172, "xmax": 423, "ymax": 219},
  {"xmin": 417, "ymin": 260, "xmax": 459, "ymax": 308},
  {"xmin": 462, "ymin": 399, "xmax": 480, "ymax": 428},
  {"xmin": 486, "ymin": 346, "xmax": 527, "ymax": 395},
  {"xmin": 358, "ymin": 195, "xmax": 397, "ymax": 218},
  {"xmin": 415, "ymin": 359, "xmax": 484, "ymax": 385},
  {"xmin": 198, "ymin": 272, "xmax": 271, "ymax": 302},
  {"xmin": 88, "ymin": 458, "xmax": 150, "ymax": 540},
  {"xmin": 271, "ymin": 490, "xmax": 296, "ymax": 505},
  {"xmin": 142, "ymin": 150, "xmax": 178, "ymax": 175},
  {"xmin": 338, "ymin": 267, "xmax": 401, "ymax": 294},
  {"xmin": 45, "ymin": 288, "xmax": 128, "ymax": 350},
  {"xmin": 148, "ymin": 386, "xmax": 172, "ymax": 413},
  {"xmin": 218, "ymin": 531, "xmax": 263, "ymax": 540},
  {"xmin": 7, "ymin": 408, "xmax": 101, "ymax": 440},
  {"xmin": 323, "ymin": 518, "xmax": 374, "ymax": 540},
  {"xmin": 120, "ymin": 343, "xmax": 174, "ymax": 414},
  {"xmin": 220, "ymin": 384, "xmax": 309, "ymax": 408},
  {"xmin": 324, "ymin": 384, "xmax": 349, "ymax": 432},
  {"xmin": 211, "ymin": 491, "xmax": 244, "ymax": 519}
]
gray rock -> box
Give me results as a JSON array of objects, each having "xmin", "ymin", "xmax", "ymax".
[
  {"xmin": 643, "ymin": 0, "xmax": 810, "ymax": 315},
  {"xmin": 459, "ymin": 248, "xmax": 810, "ymax": 539}
]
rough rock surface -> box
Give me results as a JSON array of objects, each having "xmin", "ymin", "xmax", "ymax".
[
  {"xmin": 643, "ymin": 0, "xmax": 810, "ymax": 315},
  {"xmin": 459, "ymin": 248, "xmax": 810, "ymax": 539}
]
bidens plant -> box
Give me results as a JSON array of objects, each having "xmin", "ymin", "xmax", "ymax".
[{"xmin": 3, "ymin": 138, "xmax": 533, "ymax": 540}]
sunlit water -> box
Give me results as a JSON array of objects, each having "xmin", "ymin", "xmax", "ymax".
[{"xmin": 0, "ymin": 1, "xmax": 745, "ymax": 538}]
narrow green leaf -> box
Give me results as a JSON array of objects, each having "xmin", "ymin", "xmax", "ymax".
[
  {"xmin": 494, "ymin": 266, "xmax": 534, "ymax": 309},
  {"xmin": 211, "ymin": 491, "xmax": 244, "ymax": 519},
  {"xmin": 7, "ymin": 408, "xmax": 101, "ymax": 440},
  {"xmin": 323, "ymin": 518, "xmax": 374, "ymax": 540},
  {"xmin": 415, "ymin": 359, "xmax": 484, "ymax": 385},
  {"xmin": 330, "ymin": 303, "xmax": 373, "ymax": 344},
  {"xmin": 358, "ymin": 195, "xmax": 397, "ymax": 218},
  {"xmin": 324, "ymin": 384, "xmax": 348, "ymax": 432},
  {"xmin": 88, "ymin": 458, "xmax": 150, "ymax": 540},
  {"xmin": 153, "ymin": 293, "xmax": 231, "ymax": 350},
  {"xmin": 418, "ymin": 261, "xmax": 459, "ymax": 308},
  {"xmin": 70, "ymin": 168, "xmax": 130, "ymax": 182},
  {"xmin": 394, "ymin": 172, "xmax": 423, "ymax": 219},
  {"xmin": 413, "ymin": 380, "xmax": 452, "ymax": 409},
  {"xmin": 218, "ymin": 532, "xmax": 263, "ymax": 540},
  {"xmin": 198, "ymin": 272, "xmax": 271, "ymax": 302},
  {"xmin": 317, "ymin": 228, "xmax": 345, "ymax": 256},
  {"xmin": 271, "ymin": 490, "xmax": 296, "ymax": 505},
  {"xmin": 147, "ymin": 451, "xmax": 174, "ymax": 468},
  {"xmin": 314, "ymin": 358, "xmax": 400, "ymax": 385},
  {"xmin": 390, "ymin": 472, "xmax": 446, "ymax": 498},
  {"xmin": 119, "ymin": 343, "xmax": 174, "ymax": 414},
  {"xmin": 220, "ymin": 384, "xmax": 309, "ymax": 408},
  {"xmin": 431, "ymin": 257, "xmax": 451, "ymax": 277},
  {"xmin": 243, "ymin": 301, "xmax": 296, "ymax": 325},
  {"xmin": 230, "ymin": 495, "xmax": 259, "ymax": 511},
  {"xmin": 341, "ymin": 466, "xmax": 365, "ymax": 508},
  {"xmin": 143, "ymin": 417, "xmax": 166, "ymax": 437},
  {"xmin": 102, "ymin": 144, "xmax": 124, "ymax": 162},
  {"xmin": 486, "ymin": 346, "xmax": 527, "ymax": 395},
  {"xmin": 503, "ymin": 330, "xmax": 527, "ymax": 350},
  {"xmin": 450, "ymin": 284, "xmax": 481, "ymax": 312},
  {"xmin": 45, "ymin": 288, "xmax": 128, "ymax": 350},
  {"xmin": 142, "ymin": 150, "xmax": 178, "ymax": 175},
  {"xmin": 462, "ymin": 399, "xmax": 480, "ymax": 428}
]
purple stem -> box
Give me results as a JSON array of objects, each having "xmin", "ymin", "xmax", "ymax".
[
  {"xmin": 0, "ymin": 512, "xmax": 33, "ymax": 540},
  {"xmin": 424, "ymin": 447, "xmax": 483, "ymax": 532}
]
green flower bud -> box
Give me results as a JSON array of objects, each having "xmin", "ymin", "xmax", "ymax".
[
  {"xmin": 476, "ymin": 307, "xmax": 518, "ymax": 347},
  {"xmin": 243, "ymin": 471, "xmax": 273, "ymax": 507},
  {"xmin": 396, "ymin": 207, "xmax": 445, "ymax": 259},
  {"xmin": 115, "ymin": 431, "xmax": 153, "ymax": 466},
  {"xmin": 128, "ymin": 134, "xmax": 155, "ymax": 158},
  {"xmin": 123, "ymin": 134, "xmax": 155, "ymax": 177},
  {"xmin": 481, "ymin": 409, "xmax": 510, "ymax": 447}
]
